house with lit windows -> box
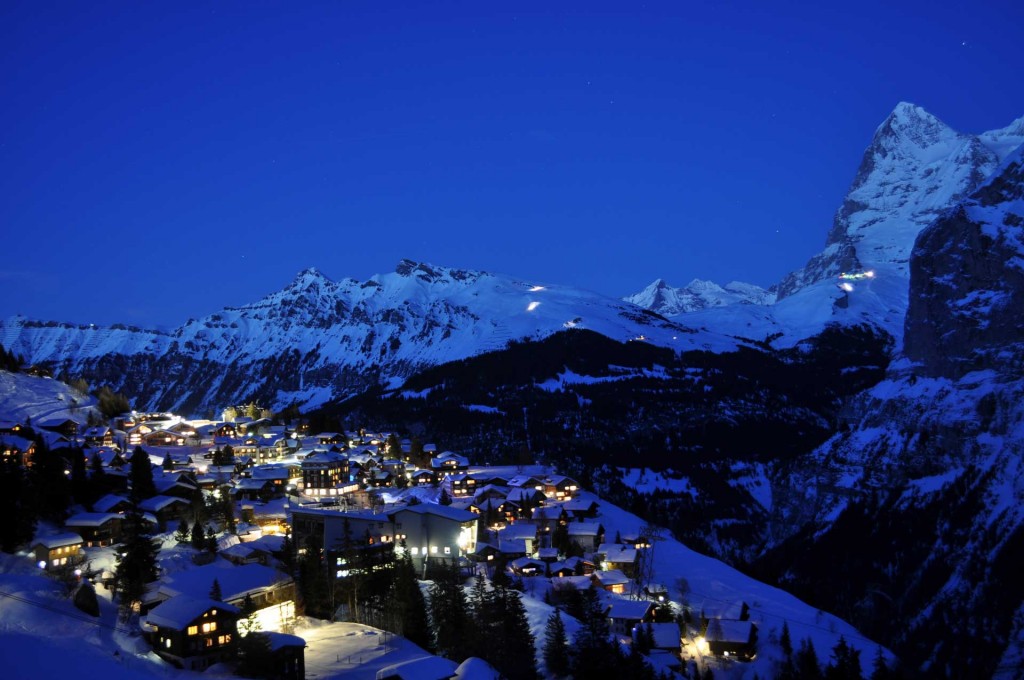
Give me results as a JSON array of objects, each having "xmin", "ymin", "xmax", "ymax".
[
  {"xmin": 142, "ymin": 595, "xmax": 240, "ymax": 671},
  {"xmin": 31, "ymin": 533, "xmax": 85, "ymax": 571}
]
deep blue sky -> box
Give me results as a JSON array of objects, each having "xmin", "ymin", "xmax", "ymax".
[{"xmin": 2, "ymin": 1, "xmax": 1022, "ymax": 328}]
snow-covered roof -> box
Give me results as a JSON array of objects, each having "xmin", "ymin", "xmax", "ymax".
[
  {"xmin": 592, "ymin": 569, "xmax": 630, "ymax": 586},
  {"xmin": 144, "ymin": 595, "xmax": 239, "ymax": 630},
  {"xmin": 705, "ymin": 618, "xmax": 755, "ymax": 644},
  {"xmin": 375, "ymin": 654, "xmax": 458, "ymax": 680},
  {"xmin": 606, "ymin": 598, "xmax": 654, "ymax": 619},
  {"xmin": 138, "ymin": 495, "xmax": 188, "ymax": 512},
  {"xmin": 263, "ymin": 631, "xmax": 307, "ymax": 651},
  {"xmin": 157, "ymin": 560, "xmax": 291, "ymax": 603},
  {"xmin": 65, "ymin": 512, "xmax": 120, "ymax": 527},
  {"xmin": 567, "ymin": 522, "xmax": 602, "ymax": 536},
  {"xmin": 389, "ymin": 504, "xmax": 476, "ymax": 523},
  {"xmin": 92, "ymin": 494, "xmax": 130, "ymax": 513},
  {"xmin": 33, "ymin": 533, "xmax": 83, "ymax": 549},
  {"xmin": 454, "ymin": 657, "xmax": 500, "ymax": 679}
]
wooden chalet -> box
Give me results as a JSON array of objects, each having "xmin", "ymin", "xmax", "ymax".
[{"xmin": 142, "ymin": 595, "xmax": 240, "ymax": 671}]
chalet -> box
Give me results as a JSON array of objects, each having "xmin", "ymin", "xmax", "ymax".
[
  {"xmin": 472, "ymin": 498, "xmax": 518, "ymax": 528},
  {"xmin": 127, "ymin": 423, "xmax": 158, "ymax": 446},
  {"xmin": 500, "ymin": 523, "xmax": 539, "ymax": 554},
  {"xmin": 65, "ymin": 512, "xmax": 123, "ymax": 547},
  {"xmin": 562, "ymin": 497, "xmax": 600, "ymax": 520},
  {"xmin": 0, "ymin": 421, "xmax": 26, "ymax": 435},
  {"xmin": 472, "ymin": 484, "xmax": 509, "ymax": 504},
  {"xmin": 411, "ymin": 469, "xmax": 437, "ymax": 486},
  {"xmin": 509, "ymin": 556, "xmax": 547, "ymax": 577},
  {"xmin": 94, "ymin": 449, "xmax": 127, "ymax": 469},
  {"xmin": 606, "ymin": 599, "xmax": 656, "ymax": 636},
  {"xmin": 32, "ymin": 533, "xmax": 85, "ymax": 570},
  {"xmin": 139, "ymin": 495, "xmax": 192, "ymax": 529},
  {"xmin": 592, "ymin": 569, "xmax": 631, "ymax": 595},
  {"xmin": 213, "ymin": 423, "xmax": 237, "ymax": 438},
  {"xmin": 155, "ymin": 471, "xmax": 201, "ymax": 499},
  {"xmin": 379, "ymin": 458, "xmax": 406, "ymax": 477},
  {"xmin": 429, "ymin": 451, "xmax": 469, "ymax": 475},
  {"xmin": 388, "ymin": 504, "xmax": 478, "ymax": 568},
  {"xmin": 598, "ymin": 543, "xmax": 640, "ymax": 577},
  {"xmin": 82, "ymin": 426, "xmax": 115, "ymax": 447},
  {"xmin": 143, "ymin": 429, "xmax": 189, "ymax": 447},
  {"xmin": 543, "ymin": 475, "xmax": 580, "ymax": 500},
  {"xmin": 300, "ymin": 450, "xmax": 351, "ymax": 497},
  {"xmin": 233, "ymin": 477, "xmax": 279, "ymax": 502},
  {"xmin": 1, "ymin": 434, "xmax": 35, "ymax": 468},
  {"xmin": 703, "ymin": 619, "xmax": 758, "ymax": 660},
  {"xmin": 38, "ymin": 417, "xmax": 80, "ymax": 438},
  {"xmin": 314, "ymin": 432, "xmax": 347, "ymax": 446},
  {"xmin": 548, "ymin": 561, "xmax": 577, "ymax": 577},
  {"xmin": 495, "ymin": 537, "xmax": 529, "ymax": 559},
  {"xmin": 253, "ymin": 632, "xmax": 307, "ymax": 680},
  {"xmin": 506, "ymin": 487, "xmax": 546, "ymax": 513},
  {"xmin": 154, "ymin": 560, "xmax": 297, "ymax": 631},
  {"xmin": 446, "ymin": 472, "xmax": 478, "ymax": 497},
  {"xmin": 507, "ymin": 474, "xmax": 544, "ymax": 490},
  {"xmin": 142, "ymin": 595, "xmax": 240, "ymax": 671},
  {"xmin": 93, "ymin": 493, "xmax": 133, "ymax": 514},
  {"xmin": 567, "ymin": 522, "xmax": 605, "ymax": 552}
]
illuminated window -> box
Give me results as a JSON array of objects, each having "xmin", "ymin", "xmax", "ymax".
[
  {"xmin": 430, "ymin": 546, "xmax": 438, "ymax": 554},
  {"xmin": 165, "ymin": 638, "xmax": 172, "ymax": 649},
  {"xmin": 411, "ymin": 547, "xmax": 418, "ymax": 555},
  {"xmin": 202, "ymin": 622, "xmax": 217, "ymax": 633},
  {"xmin": 205, "ymin": 638, "xmax": 213, "ymax": 648},
  {"xmin": 444, "ymin": 547, "xmax": 451, "ymax": 555}
]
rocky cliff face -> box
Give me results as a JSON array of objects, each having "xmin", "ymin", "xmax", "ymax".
[{"xmin": 758, "ymin": 147, "xmax": 1024, "ymax": 677}]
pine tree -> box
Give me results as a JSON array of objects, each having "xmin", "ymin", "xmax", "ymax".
[
  {"xmin": 113, "ymin": 502, "xmax": 159, "ymax": 621},
  {"xmin": 777, "ymin": 621, "xmax": 797, "ymax": 679},
  {"xmin": 0, "ymin": 463, "xmax": 36, "ymax": 552},
  {"xmin": 209, "ymin": 578, "xmax": 223, "ymax": 601},
  {"xmin": 428, "ymin": 562, "xmax": 471, "ymax": 661},
  {"xmin": 438, "ymin": 488, "xmax": 452, "ymax": 506},
  {"xmin": 570, "ymin": 588, "xmax": 617, "ymax": 678},
  {"xmin": 543, "ymin": 610, "xmax": 570, "ymax": 678},
  {"xmin": 162, "ymin": 453, "xmax": 174, "ymax": 471},
  {"xmin": 390, "ymin": 546, "xmax": 431, "ymax": 650},
  {"xmin": 495, "ymin": 586, "xmax": 538, "ymax": 680},
  {"xmin": 825, "ymin": 636, "xmax": 863, "ymax": 680},
  {"xmin": 870, "ymin": 647, "xmax": 892, "ymax": 680},
  {"xmin": 128, "ymin": 446, "xmax": 156, "ymax": 501},
  {"xmin": 796, "ymin": 637, "xmax": 824, "ymax": 680},
  {"xmin": 31, "ymin": 441, "xmax": 71, "ymax": 523},
  {"xmin": 191, "ymin": 520, "xmax": 205, "ymax": 550},
  {"xmin": 174, "ymin": 518, "xmax": 190, "ymax": 543}
]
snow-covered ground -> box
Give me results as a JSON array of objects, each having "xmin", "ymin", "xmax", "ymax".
[{"xmin": 0, "ymin": 370, "xmax": 96, "ymax": 426}]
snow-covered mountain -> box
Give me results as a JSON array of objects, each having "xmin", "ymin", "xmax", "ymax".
[
  {"xmin": 623, "ymin": 278, "xmax": 774, "ymax": 316},
  {"xmin": 777, "ymin": 102, "xmax": 1024, "ymax": 299},
  {"xmin": 760, "ymin": 146, "xmax": 1024, "ymax": 677},
  {"xmin": 628, "ymin": 103, "xmax": 1024, "ymax": 351},
  {"xmin": 1, "ymin": 260, "xmax": 735, "ymax": 415}
]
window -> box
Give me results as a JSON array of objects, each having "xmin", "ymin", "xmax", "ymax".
[
  {"xmin": 443, "ymin": 547, "xmax": 451, "ymax": 555},
  {"xmin": 430, "ymin": 546, "xmax": 438, "ymax": 554},
  {"xmin": 165, "ymin": 638, "xmax": 172, "ymax": 649},
  {"xmin": 202, "ymin": 622, "xmax": 217, "ymax": 633},
  {"xmin": 411, "ymin": 547, "xmax": 418, "ymax": 555},
  {"xmin": 188, "ymin": 625, "xmax": 199, "ymax": 636},
  {"xmin": 205, "ymin": 638, "xmax": 213, "ymax": 648}
]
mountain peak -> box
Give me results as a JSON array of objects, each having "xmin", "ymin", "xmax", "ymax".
[{"xmin": 874, "ymin": 102, "xmax": 957, "ymax": 151}]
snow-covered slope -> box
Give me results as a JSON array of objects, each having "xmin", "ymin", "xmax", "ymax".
[
  {"xmin": 624, "ymin": 278, "xmax": 774, "ymax": 317},
  {"xmin": 0, "ymin": 370, "xmax": 96, "ymax": 426},
  {"xmin": 2, "ymin": 261, "xmax": 740, "ymax": 415}
]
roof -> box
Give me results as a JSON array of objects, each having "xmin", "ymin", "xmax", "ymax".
[
  {"xmin": 599, "ymin": 544, "xmax": 638, "ymax": 563},
  {"xmin": 606, "ymin": 599, "xmax": 655, "ymax": 619},
  {"xmin": 139, "ymin": 495, "xmax": 189, "ymax": 512},
  {"xmin": 567, "ymin": 522, "xmax": 602, "ymax": 536},
  {"xmin": 157, "ymin": 560, "xmax": 292, "ymax": 603},
  {"xmin": 262, "ymin": 632, "xmax": 307, "ymax": 651},
  {"xmin": 643, "ymin": 622, "xmax": 682, "ymax": 649},
  {"xmin": 144, "ymin": 595, "xmax": 240, "ymax": 630},
  {"xmin": 453, "ymin": 657, "xmax": 500, "ymax": 679},
  {"xmin": 33, "ymin": 533, "xmax": 83, "ymax": 549},
  {"xmin": 592, "ymin": 569, "xmax": 630, "ymax": 586},
  {"xmin": 376, "ymin": 654, "xmax": 458, "ymax": 680},
  {"xmin": 705, "ymin": 619, "xmax": 756, "ymax": 644},
  {"xmin": 65, "ymin": 512, "xmax": 121, "ymax": 527},
  {"xmin": 390, "ymin": 503, "xmax": 477, "ymax": 523},
  {"xmin": 92, "ymin": 494, "xmax": 131, "ymax": 512}
]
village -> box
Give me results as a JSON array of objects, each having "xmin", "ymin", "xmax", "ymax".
[{"xmin": 2, "ymin": 403, "xmax": 795, "ymax": 680}]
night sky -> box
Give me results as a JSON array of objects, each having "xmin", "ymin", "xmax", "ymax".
[{"xmin": 3, "ymin": 1, "xmax": 1022, "ymax": 328}]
